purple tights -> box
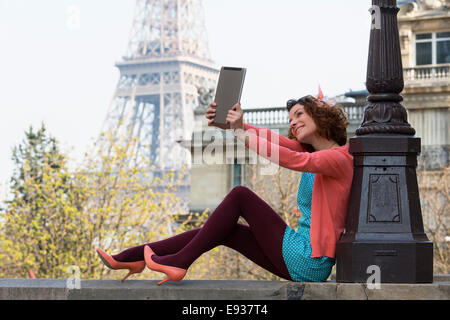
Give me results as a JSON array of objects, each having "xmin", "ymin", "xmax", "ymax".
[{"xmin": 112, "ymin": 186, "xmax": 292, "ymax": 280}]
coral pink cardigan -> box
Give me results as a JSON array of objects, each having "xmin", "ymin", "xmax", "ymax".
[{"xmin": 243, "ymin": 123, "xmax": 354, "ymax": 258}]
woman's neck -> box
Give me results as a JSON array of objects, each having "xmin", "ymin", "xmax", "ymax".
[{"xmin": 310, "ymin": 136, "xmax": 340, "ymax": 151}]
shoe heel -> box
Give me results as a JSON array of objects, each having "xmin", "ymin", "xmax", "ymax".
[
  {"xmin": 157, "ymin": 277, "xmax": 170, "ymax": 286},
  {"xmin": 97, "ymin": 248, "xmax": 145, "ymax": 282},
  {"xmin": 144, "ymin": 245, "xmax": 187, "ymax": 285},
  {"xmin": 121, "ymin": 271, "xmax": 134, "ymax": 282}
]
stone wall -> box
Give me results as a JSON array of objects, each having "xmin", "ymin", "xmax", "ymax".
[{"xmin": 1, "ymin": 276, "xmax": 449, "ymax": 300}]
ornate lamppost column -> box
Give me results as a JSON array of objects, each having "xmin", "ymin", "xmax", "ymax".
[{"xmin": 335, "ymin": 0, "xmax": 433, "ymax": 283}]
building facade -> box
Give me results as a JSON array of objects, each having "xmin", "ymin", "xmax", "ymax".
[
  {"xmin": 398, "ymin": 0, "xmax": 449, "ymax": 169},
  {"xmin": 183, "ymin": 0, "xmax": 449, "ymax": 213}
]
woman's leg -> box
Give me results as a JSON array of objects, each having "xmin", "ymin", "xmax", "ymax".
[
  {"xmin": 112, "ymin": 229, "xmax": 200, "ymax": 262},
  {"xmin": 114, "ymin": 224, "xmax": 291, "ymax": 280},
  {"xmin": 220, "ymin": 224, "xmax": 292, "ymax": 280},
  {"xmin": 151, "ymin": 186, "xmax": 291, "ymax": 280}
]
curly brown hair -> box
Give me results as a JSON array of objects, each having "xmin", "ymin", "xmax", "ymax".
[{"xmin": 286, "ymin": 95, "xmax": 349, "ymax": 152}]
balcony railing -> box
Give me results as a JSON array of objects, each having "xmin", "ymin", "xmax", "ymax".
[
  {"xmin": 243, "ymin": 107, "xmax": 289, "ymax": 126},
  {"xmin": 404, "ymin": 64, "xmax": 450, "ymax": 86},
  {"xmin": 243, "ymin": 104, "xmax": 366, "ymax": 134},
  {"xmin": 342, "ymin": 104, "xmax": 366, "ymax": 122}
]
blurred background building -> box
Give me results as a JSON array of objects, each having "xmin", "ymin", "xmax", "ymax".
[
  {"xmin": 182, "ymin": 0, "xmax": 449, "ymax": 213},
  {"xmin": 102, "ymin": 0, "xmax": 448, "ymax": 214},
  {"xmin": 398, "ymin": 0, "xmax": 449, "ymax": 169}
]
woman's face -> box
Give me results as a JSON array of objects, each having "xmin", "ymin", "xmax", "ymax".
[{"xmin": 289, "ymin": 104, "xmax": 318, "ymax": 144}]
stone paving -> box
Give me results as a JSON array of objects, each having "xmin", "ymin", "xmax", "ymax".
[{"xmin": 0, "ymin": 275, "xmax": 448, "ymax": 300}]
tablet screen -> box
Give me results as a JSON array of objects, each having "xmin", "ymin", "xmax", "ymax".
[{"xmin": 213, "ymin": 67, "xmax": 246, "ymax": 126}]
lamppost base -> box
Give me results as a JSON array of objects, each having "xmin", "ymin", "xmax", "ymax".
[
  {"xmin": 336, "ymin": 239, "xmax": 433, "ymax": 283},
  {"xmin": 335, "ymin": 135, "xmax": 434, "ymax": 284}
]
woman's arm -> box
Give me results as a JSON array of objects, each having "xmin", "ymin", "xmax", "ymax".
[
  {"xmin": 243, "ymin": 123, "xmax": 307, "ymax": 153},
  {"xmin": 236, "ymin": 130, "xmax": 350, "ymax": 178},
  {"xmin": 222, "ymin": 102, "xmax": 352, "ymax": 177},
  {"xmin": 205, "ymin": 102, "xmax": 306, "ymax": 153}
]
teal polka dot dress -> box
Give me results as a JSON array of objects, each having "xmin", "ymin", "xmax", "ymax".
[{"xmin": 282, "ymin": 172, "xmax": 335, "ymax": 282}]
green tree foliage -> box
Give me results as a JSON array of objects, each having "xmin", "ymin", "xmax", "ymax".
[
  {"xmin": 418, "ymin": 164, "xmax": 449, "ymax": 274},
  {"xmin": 0, "ymin": 123, "xmax": 192, "ymax": 280},
  {"xmin": 9, "ymin": 124, "xmax": 66, "ymax": 208},
  {"xmin": 0, "ymin": 123, "xmax": 76, "ymax": 277},
  {"xmin": 2, "ymin": 122, "xmax": 446, "ymax": 281}
]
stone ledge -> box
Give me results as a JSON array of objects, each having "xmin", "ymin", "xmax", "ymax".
[{"xmin": 0, "ymin": 277, "xmax": 449, "ymax": 300}]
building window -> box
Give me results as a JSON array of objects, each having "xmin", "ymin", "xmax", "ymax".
[
  {"xmin": 437, "ymin": 32, "xmax": 450, "ymax": 64},
  {"xmin": 232, "ymin": 159, "xmax": 242, "ymax": 187},
  {"xmin": 415, "ymin": 32, "xmax": 450, "ymax": 66}
]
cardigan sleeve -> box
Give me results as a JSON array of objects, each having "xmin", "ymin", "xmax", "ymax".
[
  {"xmin": 243, "ymin": 130, "xmax": 349, "ymax": 178},
  {"xmin": 243, "ymin": 123, "xmax": 306, "ymax": 153}
]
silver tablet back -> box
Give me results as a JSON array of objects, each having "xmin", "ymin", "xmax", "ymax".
[{"xmin": 213, "ymin": 67, "xmax": 246, "ymax": 126}]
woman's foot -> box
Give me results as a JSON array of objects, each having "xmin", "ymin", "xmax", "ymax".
[
  {"xmin": 143, "ymin": 246, "xmax": 187, "ymax": 286},
  {"xmin": 96, "ymin": 248, "xmax": 146, "ymax": 282}
]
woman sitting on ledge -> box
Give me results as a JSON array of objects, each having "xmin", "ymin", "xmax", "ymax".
[{"xmin": 97, "ymin": 95, "xmax": 353, "ymax": 285}]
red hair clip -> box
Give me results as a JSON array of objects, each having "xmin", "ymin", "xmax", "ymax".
[
  {"xmin": 317, "ymin": 85, "xmax": 324, "ymax": 101},
  {"xmin": 317, "ymin": 85, "xmax": 336, "ymax": 107}
]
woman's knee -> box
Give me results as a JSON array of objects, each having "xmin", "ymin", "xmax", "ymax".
[{"xmin": 229, "ymin": 186, "xmax": 253, "ymax": 199}]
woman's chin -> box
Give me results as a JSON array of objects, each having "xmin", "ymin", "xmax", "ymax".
[
  {"xmin": 296, "ymin": 135, "xmax": 305, "ymax": 143},
  {"xmin": 297, "ymin": 137, "xmax": 311, "ymax": 145}
]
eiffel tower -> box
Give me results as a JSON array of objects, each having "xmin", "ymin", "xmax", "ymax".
[{"xmin": 104, "ymin": 0, "xmax": 220, "ymax": 210}]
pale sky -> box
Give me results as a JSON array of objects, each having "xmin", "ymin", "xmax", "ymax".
[{"xmin": 0, "ymin": 0, "xmax": 372, "ymax": 195}]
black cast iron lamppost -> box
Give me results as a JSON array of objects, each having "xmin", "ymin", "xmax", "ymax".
[{"xmin": 336, "ymin": 0, "xmax": 433, "ymax": 283}]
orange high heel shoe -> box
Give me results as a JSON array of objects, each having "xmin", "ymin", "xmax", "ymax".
[
  {"xmin": 143, "ymin": 245, "xmax": 187, "ymax": 286},
  {"xmin": 96, "ymin": 248, "xmax": 146, "ymax": 282}
]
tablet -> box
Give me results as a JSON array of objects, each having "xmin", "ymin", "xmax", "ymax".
[{"xmin": 212, "ymin": 66, "xmax": 246, "ymax": 127}]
